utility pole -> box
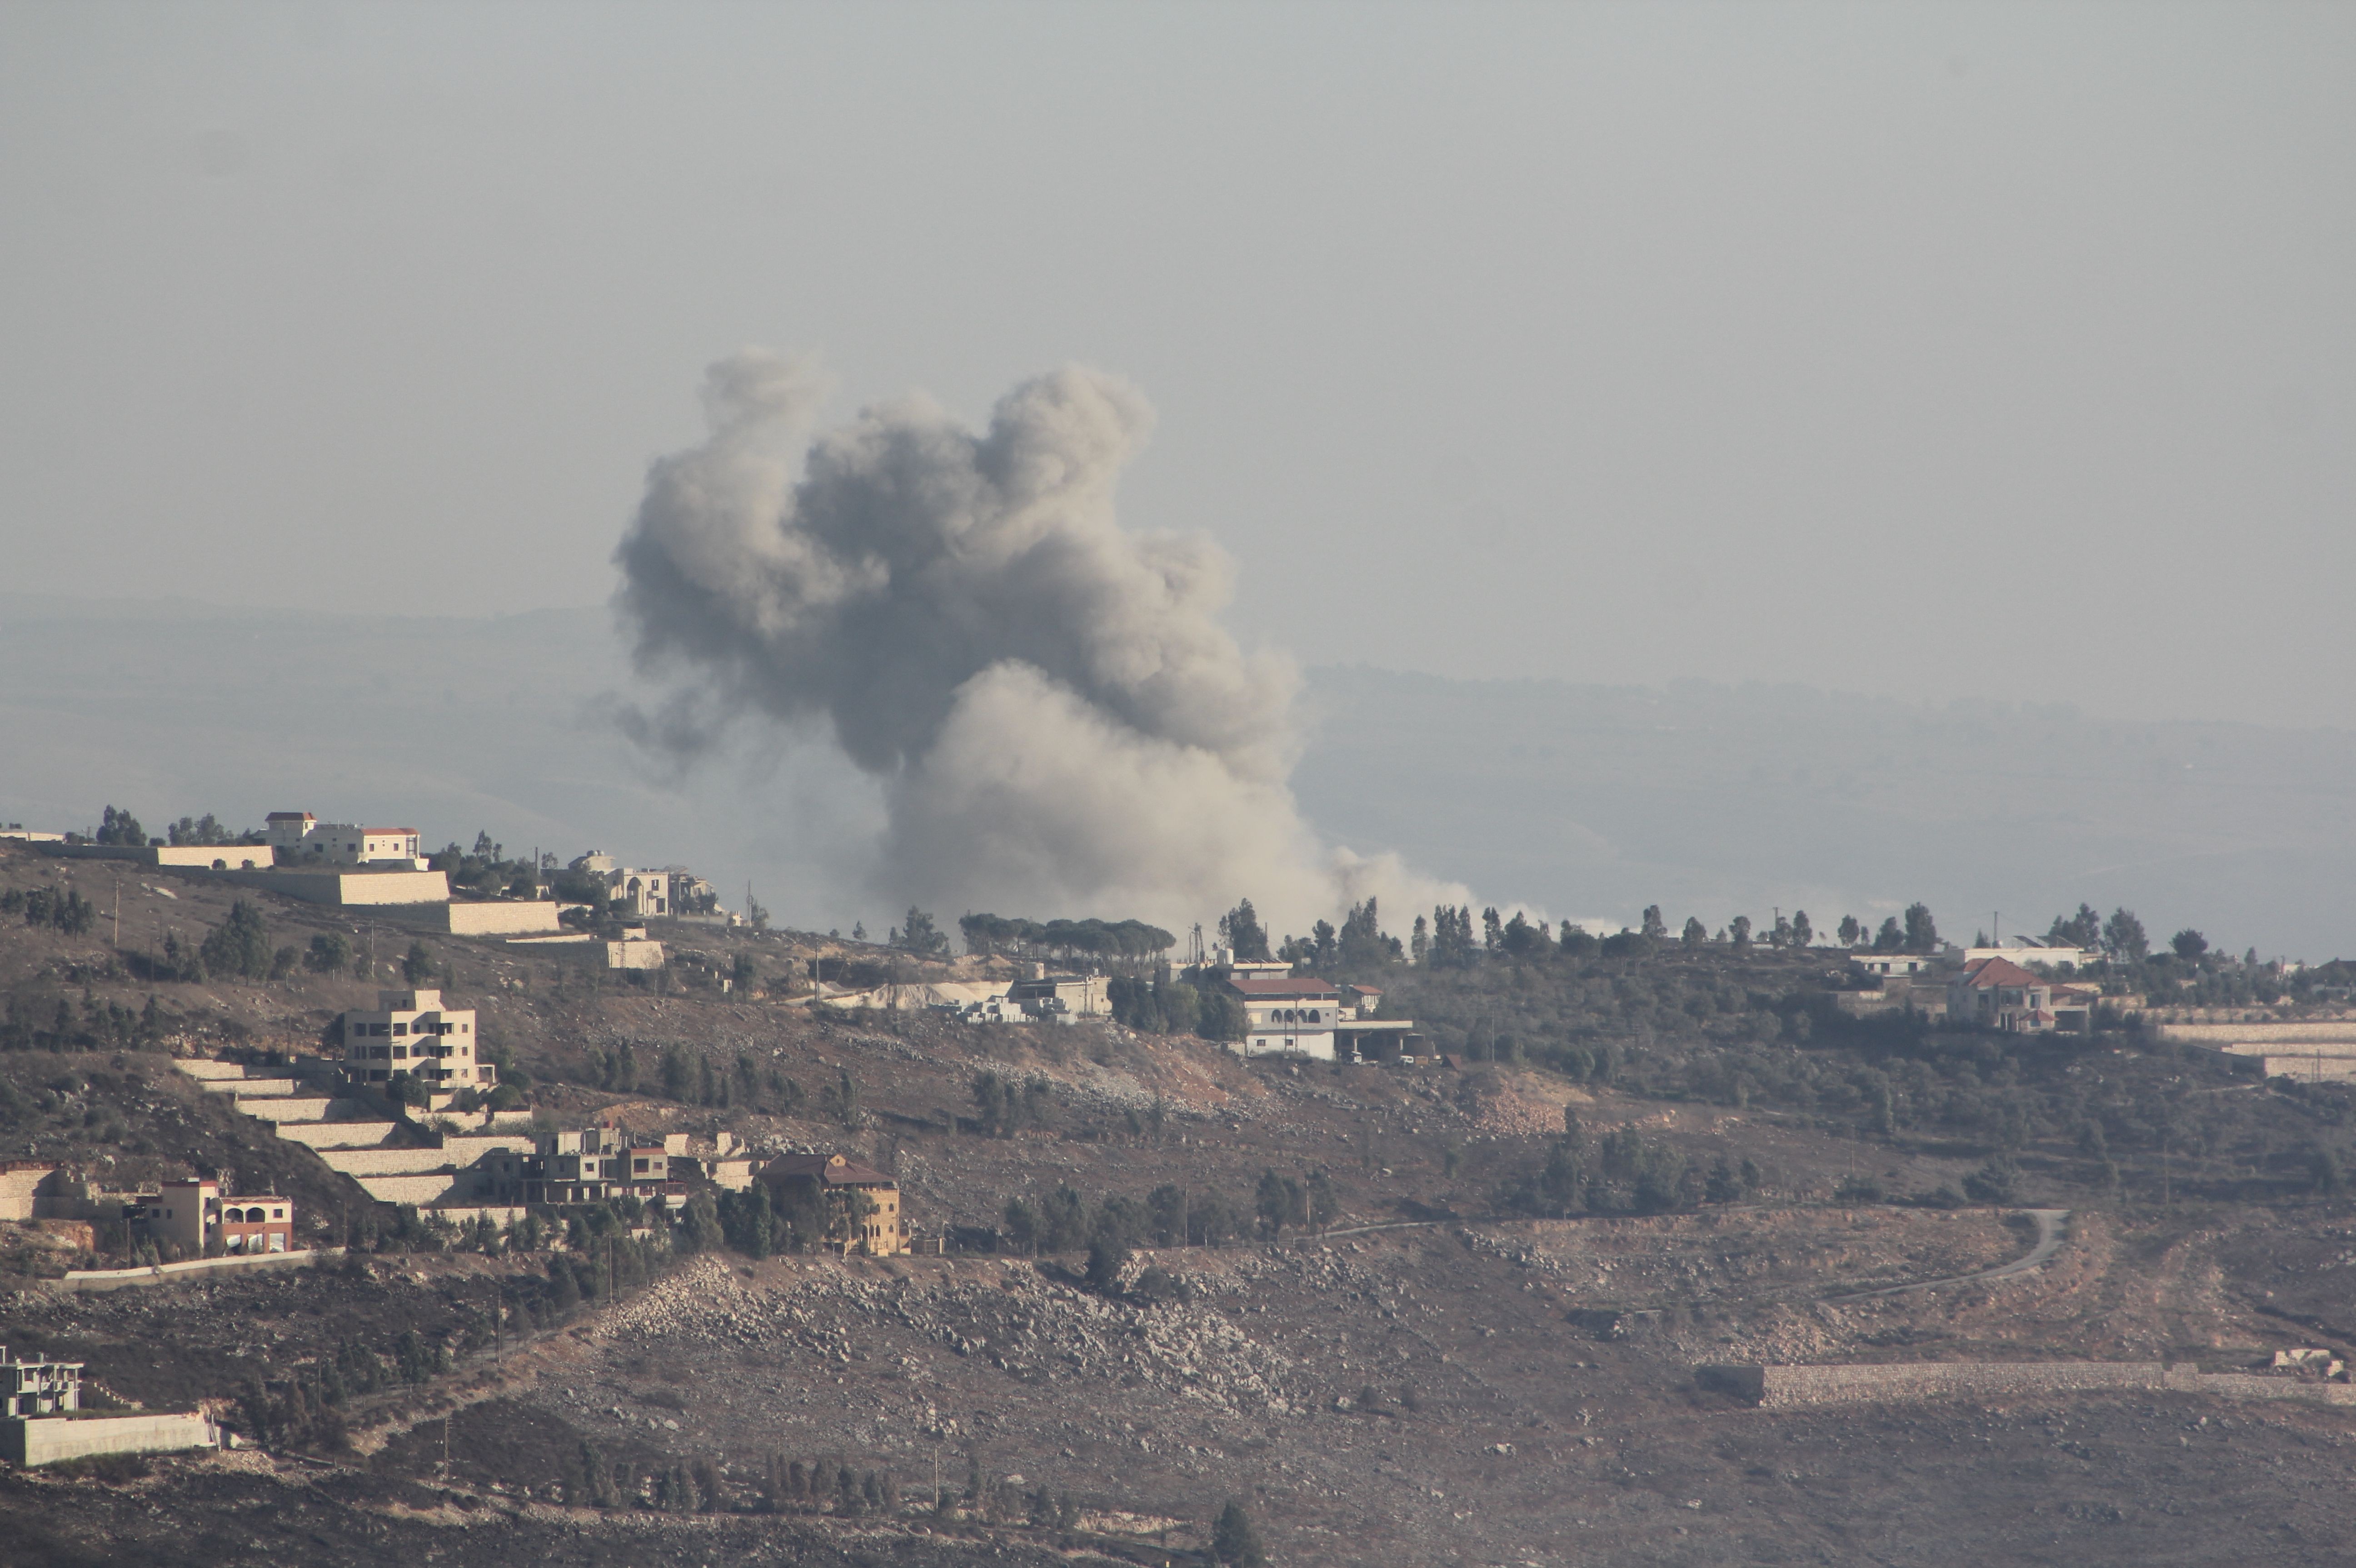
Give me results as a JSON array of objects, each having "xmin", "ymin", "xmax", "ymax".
[{"xmin": 111, "ymin": 874, "xmax": 120, "ymax": 948}]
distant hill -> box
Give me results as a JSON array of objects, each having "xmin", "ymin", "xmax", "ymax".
[{"xmin": 4, "ymin": 593, "xmax": 2351, "ymax": 956}]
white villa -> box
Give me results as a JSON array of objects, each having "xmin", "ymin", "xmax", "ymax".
[{"xmin": 266, "ymin": 811, "xmax": 428, "ymax": 869}]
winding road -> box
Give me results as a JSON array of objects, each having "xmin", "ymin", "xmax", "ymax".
[{"xmin": 1822, "ymin": 1208, "xmax": 2071, "ymax": 1303}]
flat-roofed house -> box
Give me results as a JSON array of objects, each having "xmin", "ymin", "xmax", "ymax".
[
  {"xmin": 128, "ymin": 1178, "xmax": 294, "ymax": 1255},
  {"xmin": 338, "ymin": 989, "xmax": 495, "ymax": 1088},
  {"xmin": 0, "ymin": 1349, "xmax": 81, "ymax": 1416},
  {"xmin": 266, "ymin": 812, "xmax": 428, "ymax": 868}
]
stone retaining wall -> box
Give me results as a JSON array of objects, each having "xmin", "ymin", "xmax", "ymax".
[
  {"xmin": 2, "ymin": 1412, "xmax": 219, "ymax": 1465},
  {"xmin": 317, "ymin": 1147, "xmax": 454, "ymax": 1176},
  {"xmin": 235, "ymin": 1096, "xmax": 337, "ymax": 1123},
  {"xmin": 354, "ymin": 1172, "xmax": 464, "ymax": 1205},
  {"xmin": 1702, "ymin": 1361, "xmax": 2356, "ymax": 1411},
  {"xmin": 271, "ymin": 1120, "xmax": 396, "ymax": 1150}
]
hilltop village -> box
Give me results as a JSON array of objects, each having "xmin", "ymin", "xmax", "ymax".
[{"xmin": 3, "ymin": 806, "xmax": 2356, "ymax": 1564}]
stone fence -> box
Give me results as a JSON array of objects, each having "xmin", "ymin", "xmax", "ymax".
[{"xmin": 1700, "ymin": 1361, "xmax": 2356, "ymax": 1410}]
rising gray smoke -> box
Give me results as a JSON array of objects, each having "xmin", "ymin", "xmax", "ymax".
[{"xmin": 614, "ymin": 350, "xmax": 1465, "ymax": 932}]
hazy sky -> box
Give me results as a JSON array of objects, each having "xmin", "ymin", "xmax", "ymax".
[{"xmin": 3, "ymin": 4, "xmax": 2349, "ymax": 727}]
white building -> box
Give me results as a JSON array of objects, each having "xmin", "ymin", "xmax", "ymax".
[
  {"xmin": 338, "ymin": 988, "xmax": 496, "ymax": 1087},
  {"xmin": 266, "ymin": 811, "xmax": 428, "ymax": 869},
  {"xmin": 568, "ymin": 852, "xmax": 717, "ymax": 919},
  {"xmin": 1228, "ymin": 974, "xmax": 1342, "ymax": 1060}
]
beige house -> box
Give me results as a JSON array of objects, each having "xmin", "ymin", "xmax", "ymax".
[
  {"xmin": 129, "ymin": 1178, "xmax": 295, "ymax": 1255},
  {"xmin": 759, "ymin": 1153, "xmax": 909, "ymax": 1255},
  {"xmin": 267, "ymin": 811, "xmax": 428, "ymax": 869},
  {"xmin": 339, "ymin": 988, "xmax": 496, "ymax": 1088}
]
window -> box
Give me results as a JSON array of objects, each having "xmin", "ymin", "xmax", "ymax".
[{"xmin": 392, "ymin": 1022, "xmax": 407, "ymax": 1036}]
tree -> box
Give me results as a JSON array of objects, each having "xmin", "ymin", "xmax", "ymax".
[
  {"xmin": 1410, "ymin": 914, "xmax": 1429, "ymax": 966},
  {"xmin": 1083, "ymin": 1235, "xmax": 1129, "ymax": 1293},
  {"xmin": 1729, "ymin": 915, "xmax": 1753, "ymax": 950},
  {"xmin": 1213, "ymin": 1501, "xmax": 1266, "ymax": 1568},
  {"xmin": 198, "ymin": 900, "xmax": 272, "ymax": 981},
  {"xmin": 1837, "ymin": 915, "xmax": 1862, "ymax": 948},
  {"xmin": 1872, "ymin": 916, "xmax": 1903, "ymax": 953},
  {"xmin": 1640, "ymin": 905, "xmax": 1667, "ymax": 941},
  {"xmin": 889, "ymin": 906, "xmax": 949, "ymax": 957},
  {"xmin": 1962, "ymin": 1155, "xmax": 2019, "ymax": 1205},
  {"xmin": 1307, "ymin": 1169, "xmax": 1339, "ymax": 1231},
  {"xmin": 1481, "ymin": 907, "xmax": 1504, "ymax": 956},
  {"xmin": 1790, "ymin": 911, "xmax": 1813, "ymax": 949},
  {"xmin": 2047, "ymin": 903, "xmax": 2102, "ymax": 949},
  {"xmin": 2171, "ymin": 928, "xmax": 2209, "ymax": 961},
  {"xmin": 94, "ymin": 805, "xmax": 146, "ymax": 846},
  {"xmin": 1681, "ymin": 916, "xmax": 1706, "ymax": 948},
  {"xmin": 305, "ymin": 933, "xmax": 351, "ymax": 974},
  {"xmin": 2101, "ymin": 907, "xmax": 2149, "ymax": 963},
  {"xmin": 1901, "ymin": 903, "xmax": 1939, "ymax": 953},
  {"xmin": 401, "ymin": 941, "xmax": 437, "ymax": 984},
  {"xmin": 1336, "ymin": 898, "xmax": 1397, "ymax": 971},
  {"xmin": 1217, "ymin": 900, "xmax": 1269, "ymax": 962},
  {"xmin": 1254, "ymin": 1170, "xmax": 1304, "ymax": 1240}
]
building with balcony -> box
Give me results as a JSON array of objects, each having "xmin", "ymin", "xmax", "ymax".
[{"xmin": 338, "ymin": 988, "xmax": 495, "ymax": 1087}]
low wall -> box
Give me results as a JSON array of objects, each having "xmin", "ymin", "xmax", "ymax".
[
  {"xmin": 2, "ymin": 1412, "xmax": 218, "ymax": 1466},
  {"xmin": 2160, "ymin": 1022, "xmax": 2356, "ymax": 1045},
  {"xmin": 1704, "ymin": 1361, "xmax": 2356, "ymax": 1411},
  {"xmin": 152, "ymin": 846, "xmax": 273, "ymax": 870},
  {"xmin": 270, "ymin": 1120, "xmax": 395, "ymax": 1150},
  {"xmin": 60, "ymin": 1247, "xmax": 342, "ymax": 1293}
]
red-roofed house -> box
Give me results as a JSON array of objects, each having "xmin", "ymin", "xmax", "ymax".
[{"xmin": 1948, "ymin": 957, "xmax": 2097, "ymax": 1034}]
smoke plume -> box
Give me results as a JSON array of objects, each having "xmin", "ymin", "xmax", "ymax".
[{"xmin": 614, "ymin": 350, "xmax": 1466, "ymax": 934}]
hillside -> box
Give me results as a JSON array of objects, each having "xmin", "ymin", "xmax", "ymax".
[{"xmin": 4, "ymin": 842, "xmax": 2356, "ymax": 1564}]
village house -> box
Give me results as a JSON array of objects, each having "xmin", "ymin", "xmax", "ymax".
[
  {"xmin": 127, "ymin": 1178, "xmax": 295, "ymax": 1255},
  {"xmin": 338, "ymin": 988, "xmax": 496, "ymax": 1089},
  {"xmin": 1851, "ymin": 952, "xmax": 1942, "ymax": 980},
  {"xmin": 1008, "ymin": 973, "xmax": 1108, "ymax": 1023},
  {"xmin": 1, "ymin": 1349, "xmax": 81, "ymax": 1416},
  {"xmin": 758, "ymin": 1152, "xmax": 909, "ymax": 1255},
  {"xmin": 265, "ymin": 811, "xmax": 428, "ymax": 869},
  {"xmin": 475, "ymin": 1125, "xmax": 684, "ymax": 1208},
  {"xmin": 1228, "ymin": 974, "xmax": 1343, "ymax": 1060},
  {"xmin": 1947, "ymin": 956, "xmax": 2098, "ymax": 1034}
]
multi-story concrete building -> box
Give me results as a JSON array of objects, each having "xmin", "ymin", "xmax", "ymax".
[
  {"xmin": 338, "ymin": 988, "xmax": 496, "ymax": 1089},
  {"xmin": 474, "ymin": 1126, "xmax": 682, "ymax": 1207},
  {"xmin": 0, "ymin": 1349, "xmax": 82, "ymax": 1416},
  {"xmin": 128, "ymin": 1178, "xmax": 295, "ymax": 1255},
  {"xmin": 266, "ymin": 812, "xmax": 428, "ymax": 869}
]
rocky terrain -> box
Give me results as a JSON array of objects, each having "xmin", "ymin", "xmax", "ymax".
[{"xmin": 5, "ymin": 841, "xmax": 2356, "ymax": 1563}]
